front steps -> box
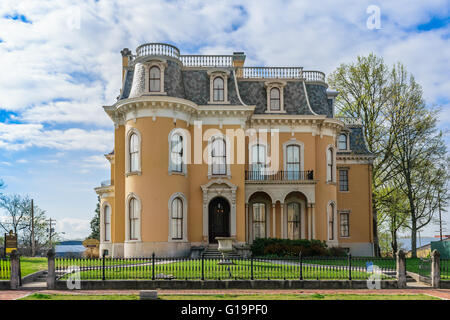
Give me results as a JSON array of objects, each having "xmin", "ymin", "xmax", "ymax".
[{"xmin": 201, "ymin": 244, "xmax": 242, "ymax": 259}]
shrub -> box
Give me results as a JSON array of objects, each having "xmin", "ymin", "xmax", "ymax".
[{"xmin": 251, "ymin": 238, "xmax": 329, "ymax": 257}]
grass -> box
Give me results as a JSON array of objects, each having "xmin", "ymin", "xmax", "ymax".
[
  {"xmin": 21, "ymin": 293, "xmax": 441, "ymax": 300},
  {"xmin": 20, "ymin": 257, "xmax": 47, "ymax": 277},
  {"xmin": 58, "ymin": 259, "xmax": 394, "ymax": 281}
]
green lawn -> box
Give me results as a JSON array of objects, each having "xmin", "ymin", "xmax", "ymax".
[
  {"xmin": 21, "ymin": 293, "xmax": 440, "ymax": 300},
  {"xmin": 20, "ymin": 257, "xmax": 47, "ymax": 277},
  {"xmin": 58, "ymin": 259, "xmax": 394, "ymax": 281}
]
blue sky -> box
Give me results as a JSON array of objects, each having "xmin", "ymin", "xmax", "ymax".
[{"xmin": 0, "ymin": 0, "xmax": 449, "ymax": 239}]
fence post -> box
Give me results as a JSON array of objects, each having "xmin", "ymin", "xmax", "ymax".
[
  {"xmin": 9, "ymin": 250, "xmax": 20, "ymax": 289},
  {"xmin": 396, "ymin": 250, "xmax": 406, "ymax": 288},
  {"xmin": 251, "ymin": 256, "xmax": 254, "ymax": 280},
  {"xmin": 348, "ymin": 254, "xmax": 352, "ymax": 280},
  {"xmin": 102, "ymin": 251, "xmax": 106, "ymax": 281},
  {"xmin": 299, "ymin": 252, "xmax": 303, "ymax": 280},
  {"xmin": 431, "ymin": 249, "xmax": 440, "ymax": 289},
  {"xmin": 47, "ymin": 249, "xmax": 56, "ymax": 289},
  {"xmin": 152, "ymin": 252, "xmax": 155, "ymax": 281},
  {"xmin": 201, "ymin": 253, "xmax": 205, "ymax": 281}
]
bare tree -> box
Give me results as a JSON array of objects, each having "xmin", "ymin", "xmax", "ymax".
[{"xmin": 0, "ymin": 194, "xmax": 29, "ymax": 235}]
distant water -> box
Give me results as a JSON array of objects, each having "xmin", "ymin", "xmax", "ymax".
[{"xmin": 398, "ymin": 237, "xmax": 437, "ymax": 251}]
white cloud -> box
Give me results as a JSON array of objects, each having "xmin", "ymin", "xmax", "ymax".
[
  {"xmin": 0, "ymin": 123, "xmax": 113, "ymax": 151},
  {"xmin": 56, "ymin": 217, "xmax": 90, "ymax": 240}
]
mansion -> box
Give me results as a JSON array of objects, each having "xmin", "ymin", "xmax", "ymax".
[{"xmin": 95, "ymin": 43, "xmax": 375, "ymax": 257}]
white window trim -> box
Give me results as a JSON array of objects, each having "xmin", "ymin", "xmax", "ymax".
[
  {"xmin": 326, "ymin": 144, "xmax": 337, "ymax": 184},
  {"xmin": 125, "ymin": 192, "xmax": 142, "ymax": 242},
  {"xmin": 100, "ymin": 201, "xmax": 111, "ymax": 243},
  {"xmin": 168, "ymin": 192, "xmax": 188, "ymax": 242},
  {"xmin": 338, "ymin": 132, "xmax": 351, "ymax": 151},
  {"xmin": 144, "ymin": 59, "xmax": 168, "ymax": 95},
  {"xmin": 208, "ymin": 69, "xmax": 230, "ymax": 104},
  {"xmin": 125, "ymin": 127, "xmax": 142, "ymax": 176},
  {"xmin": 168, "ymin": 128, "xmax": 189, "ymax": 176},
  {"xmin": 264, "ymin": 81, "xmax": 287, "ymax": 113},
  {"xmin": 339, "ymin": 210, "xmax": 351, "ymax": 238},
  {"xmin": 207, "ymin": 135, "xmax": 231, "ymax": 179},
  {"xmin": 327, "ymin": 201, "xmax": 338, "ymax": 245},
  {"xmin": 282, "ymin": 139, "xmax": 305, "ymax": 172}
]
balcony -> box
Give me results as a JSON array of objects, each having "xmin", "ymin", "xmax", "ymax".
[
  {"xmin": 245, "ymin": 170, "xmax": 314, "ymax": 182},
  {"xmin": 136, "ymin": 43, "xmax": 181, "ymax": 59},
  {"xmin": 180, "ymin": 55, "xmax": 233, "ymax": 67}
]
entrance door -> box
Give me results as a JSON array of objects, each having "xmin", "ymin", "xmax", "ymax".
[{"xmin": 208, "ymin": 197, "xmax": 230, "ymax": 243}]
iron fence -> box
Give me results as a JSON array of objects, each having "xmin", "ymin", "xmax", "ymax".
[
  {"xmin": 0, "ymin": 258, "xmax": 10, "ymax": 280},
  {"xmin": 418, "ymin": 258, "xmax": 431, "ymax": 278},
  {"xmin": 441, "ymin": 259, "xmax": 450, "ymax": 281},
  {"xmin": 55, "ymin": 254, "xmax": 396, "ymax": 281}
]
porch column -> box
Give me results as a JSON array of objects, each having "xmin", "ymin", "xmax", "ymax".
[
  {"xmin": 280, "ymin": 202, "xmax": 285, "ymax": 238},
  {"xmin": 245, "ymin": 203, "xmax": 249, "ymax": 243},
  {"xmin": 272, "ymin": 203, "xmax": 276, "ymax": 238},
  {"xmin": 307, "ymin": 205, "xmax": 312, "ymax": 240},
  {"xmin": 202, "ymin": 191, "xmax": 208, "ymax": 242},
  {"xmin": 311, "ymin": 204, "xmax": 315, "ymax": 239}
]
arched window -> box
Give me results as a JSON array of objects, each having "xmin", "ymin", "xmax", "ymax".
[
  {"xmin": 211, "ymin": 137, "xmax": 226, "ymax": 175},
  {"xmin": 129, "ymin": 133, "xmax": 140, "ymax": 172},
  {"xmin": 213, "ymin": 77, "xmax": 224, "ymax": 101},
  {"xmin": 171, "ymin": 198, "xmax": 183, "ymax": 240},
  {"xmin": 326, "ymin": 147, "xmax": 334, "ymax": 182},
  {"xmin": 287, "ymin": 202, "xmax": 301, "ymax": 239},
  {"xmin": 338, "ymin": 133, "xmax": 348, "ymax": 150},
  {"xmin": 129, "ymin": 197, "xmax": 139, "ymax": 240},
  {"xmin": 149, "ymin": 66, "xmax": 161, "ymax": 92},
  {"xmin": 252, "ymin": 203, "xmax": 266, "ymax": 240},
  {"xmin": 251, "ymin": 144, "xmax": 266, "ymax": 180},
  {"xmin": 286, "ymin": 145, "xmax": 300, "ymax": 180},
  {"xmin": 170, "ymin": 134, "xmax": 183, "ymax": 173},
  {"xmin": 270, "ymin": 88, "xmax": 280, "ymax": 111},
  {"xmin": 104, "ymin": 205, "xmax": 111, "ymax": 242},
  {"xmin": 328, "ymin": 203, "xmax": 335, "ymax": 241}
]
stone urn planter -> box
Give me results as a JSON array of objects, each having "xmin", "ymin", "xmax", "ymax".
[{"xmin": 215, "ymin": 237, "xmax": 235, "ymax": 265}]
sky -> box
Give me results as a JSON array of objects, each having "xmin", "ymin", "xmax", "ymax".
[{"xmin": 0, "ymin": 0, "xmax": 449, "ymax": 240}]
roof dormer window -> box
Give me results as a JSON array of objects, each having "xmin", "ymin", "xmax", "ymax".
[
  {"xmin": 208, "ymin": 70, "xmax": 230, "ymax": 104},
  {"xmin": 149, "ymin": 66, "xmax": 161, "ymax": 92},
  {"xmin": 145, "ymin": 60, "xmax": 167, "ymax": 95},
  {"xmin": 338, "ymin": 133, "xmax": 350, "ymax": 151},
  {"xmin": 213, "ymin": 77, "xmax": 224, "ymax": 101},
  {"xmin": 265, "ymin": 81, "xmax": 286, "ymax": 113}
]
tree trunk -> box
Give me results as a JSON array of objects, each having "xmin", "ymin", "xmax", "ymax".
[
  {"xmin": 372, "ymin": 194, "xmax": 381, "ymax": 257},
  {"xmin": 411, "ymin": 220, "xmax": 417, "ymax": 258}
]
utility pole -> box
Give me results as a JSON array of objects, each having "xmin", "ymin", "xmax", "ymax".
[
  {"xmin": 31, "ymin": 199, "xmax": 35, "ymax": 257},
  {"xmin": 47, "ymin": 218, "xmax": 56, "ymax": 248},
  {"xmin": 438, "ymin": 191, "xmax": 443, "ymax": 241}
]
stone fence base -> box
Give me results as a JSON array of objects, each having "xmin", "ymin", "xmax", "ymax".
[{"xmin": 55, "ymin": 280, "xmax": 399, "ymax": 290}]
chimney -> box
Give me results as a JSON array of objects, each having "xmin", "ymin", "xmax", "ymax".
[
  {"xmin": 120, "ymin": 48, "xmax": 132, "ymax": 81},
  {"xmin": 232, "ymin": 52, "xmax": 246, "ymax": 78}
]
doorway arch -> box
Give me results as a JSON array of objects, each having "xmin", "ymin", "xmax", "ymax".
[{"xmin": 208, "ymin": 197, "xmax": 230, "ymax": 243}]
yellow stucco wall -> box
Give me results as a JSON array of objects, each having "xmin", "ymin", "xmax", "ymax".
[{"xmin": 98, "ymin": 114, "xmax": 373, "ymax": 256}]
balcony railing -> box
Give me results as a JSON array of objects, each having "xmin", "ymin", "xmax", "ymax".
[
  {"xmin": 180, "ymin": 55, "xmax": 233, "ymax": 67},
  {"xmin": 136, "ymin": 43, "xmax": 180, "ymax": 59},
  {"xmin": 336, "ymin": 117, "xmax": 363, "ymax": 125},
  {"xmin": 303, "ymin": 70, "xmax": 326, "ymax": 82},
  {"xmin": 100, "ymin": 180, "xmax": 112, "ymax": 187},
  {"xmin": 241, "ymin": 67, "xmax": 303, "ymax": 79},
  {"xmin": 245, "ymin": 170, "xmax": 314, "ymax": 181}
]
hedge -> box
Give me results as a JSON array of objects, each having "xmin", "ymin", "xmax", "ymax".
[{"xmin": 250, "ymin": 238, "xmax": 347, "ymax": 257}]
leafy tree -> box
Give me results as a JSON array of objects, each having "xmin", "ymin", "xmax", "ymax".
[
  {"xmin": 0, "ymin": 194, "xmax": 29, "ymax": 235},
  {"xmin": 328, "ymin": 54, "xmax": 398, "ymax": 256},
  {"xmin": 88, "ymin": 197, "xmax": 100, "ymax": 240}
]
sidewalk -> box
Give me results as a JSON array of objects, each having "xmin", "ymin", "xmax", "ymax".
[{"xmin": 1, "ymin": 288, "xmax": 448, "ymax": 300}]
